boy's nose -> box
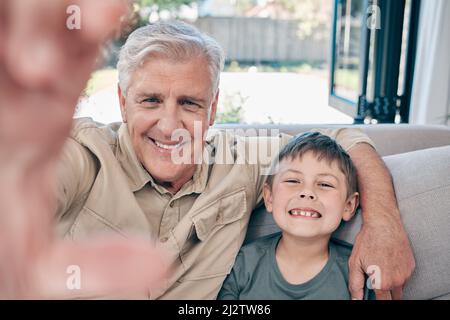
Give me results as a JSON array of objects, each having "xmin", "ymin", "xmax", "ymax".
[{"xmin": 299, "ymin": 192, "xmax": 315, "ymax": 200}]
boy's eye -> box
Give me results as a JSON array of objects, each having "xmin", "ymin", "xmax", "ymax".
[
  {"xmin": 318, "ymin": 182, "xmax": 334, "ymax": 188},
  {"xmin": 285, "ymin": 179, "xmax": 300, "ymax": 184}
]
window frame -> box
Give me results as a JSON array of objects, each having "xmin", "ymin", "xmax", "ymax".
[
  {"xmin": 328, "ymin": 0, "xmax": 360, "ymax": 119},
  {"xmin": 329, "ymin": 0, "xmax": 421, "ymax": 124}
]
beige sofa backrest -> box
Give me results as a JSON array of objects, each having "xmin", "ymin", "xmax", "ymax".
[{"xmin": 213, "ymin": 124, "xmax": 450, "ymax": 156}]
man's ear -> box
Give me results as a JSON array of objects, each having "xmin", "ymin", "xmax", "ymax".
[
  {"xmin": 262, "ymin": 183, "xmax": 274, "ymax": 213},
  {"xmin": 343, "ymin": 192, "xmax": 359, "ymax": 221},
  {"xmin": 208, "ymin": 89, "xmax": 219, "ymax": 126},
  {"xmin": 118, "ymin": 84, "xmax": 127, "ymax": 123}
]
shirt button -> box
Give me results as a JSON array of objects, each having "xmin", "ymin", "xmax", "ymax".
[{"xmin": 169, "ymin": 202, "xmax": 174, "ymax": 208}]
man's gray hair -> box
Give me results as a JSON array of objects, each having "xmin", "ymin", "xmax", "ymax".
[{"xmin": 117, "ymin": 20, "xmax": 224, "ymax": 96}]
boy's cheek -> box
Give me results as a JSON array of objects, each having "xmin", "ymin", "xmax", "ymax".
[{"xmin": 324, "ymin": 214, "xmax": 346, "ymax": 231}]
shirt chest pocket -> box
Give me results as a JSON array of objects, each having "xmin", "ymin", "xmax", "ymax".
[
  {"xmin": 69, "ymin": 206, "xmax": 126, "ymax": 240},
  {"xmin": 178, "ymin": 187, "xmax": 248, "ymax": 281}
]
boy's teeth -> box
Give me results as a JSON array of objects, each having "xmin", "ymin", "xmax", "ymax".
[
  {"xmin": 290, "ymin": 210, "xmax": 320, "ymax": 218},
  {"xmin": 155, "ymin": 140, "xmax": 181, "ymax": 149}
]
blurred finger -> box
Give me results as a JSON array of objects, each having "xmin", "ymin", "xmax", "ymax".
[
  {"xmin": 79, "ymin": 0, "xmax": 130, "ymax": 43},
  {"xmin": 0, "ymin": 0, "xmax": 8, "ymax": 60},
  {"xmin": 33, "ymin": 237, "xmax": 170, "ymax": 299},
  {"xmin": 0, "ymin": 167, "xmax": 56, "ymax": 298},
  {"xmin": 6, "ymin": 0, "xmax": 67, "ymax": 86},
  {"xmin": 5, "ymin": 0, "xmax": 128, "ymax": 88}
]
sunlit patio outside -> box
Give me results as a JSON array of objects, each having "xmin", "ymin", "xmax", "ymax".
[{"xmin": 75, "ymin": 67, "xmax": 354, "ymax": 125}]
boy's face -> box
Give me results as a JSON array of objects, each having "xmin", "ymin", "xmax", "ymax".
[{"xmin": 263, "ymin": 151, "xmax": 359, "ymax": 240}]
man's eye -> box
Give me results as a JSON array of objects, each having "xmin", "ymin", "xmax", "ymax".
[
  {"xmin": 181, "ymin": 100, "xmax": 195, "ymax": 105},
  {"xmin": 180, "ymin": 100, "xmax": 200, "ymax": 110},
  {"xmin": 142, "ymin": 97, "xmax": 161, "ymax": 104}
]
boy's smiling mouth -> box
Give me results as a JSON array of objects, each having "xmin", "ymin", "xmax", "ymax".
[{"xmin": 288, "ymin": 208, "xmax": 322, "ymax": 219}]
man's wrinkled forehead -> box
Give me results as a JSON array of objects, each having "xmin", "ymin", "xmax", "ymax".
[{"xmin": 128, "ymin": 56, "xmax": 214, "ymax": 98}]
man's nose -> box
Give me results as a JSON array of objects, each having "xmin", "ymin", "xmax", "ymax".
[{"xmin": 156, "ymin": 104, "xmax": 182, "ymax": 138}]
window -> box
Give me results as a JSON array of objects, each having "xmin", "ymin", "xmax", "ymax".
[
  {"xmin": 329, "ymin": 0, "xmax": 421, "ymax": 123},
  {"xmin": 77, "ymin": 0, "xmax": 356, "ymax": 125}
]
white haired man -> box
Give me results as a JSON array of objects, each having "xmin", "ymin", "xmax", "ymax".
[{"xmin": 0, "ymin": 0, "xmax": 414, "ymax": 299}]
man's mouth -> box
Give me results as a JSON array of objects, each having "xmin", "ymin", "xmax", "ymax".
[
  {"xmin": 288, "ymin": 209, "xmax": 322, "ymax": 219},
  {"xmin": 154, "ymin": 139, "xmax": 183, "ymax": 150},
  {"xmin": 147, "ymin": 137, "xmax": 185, "ymax": 150}
]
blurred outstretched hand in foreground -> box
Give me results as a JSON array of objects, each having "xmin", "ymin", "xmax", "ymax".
[{"xmin": 0, "ymin": 0, "xmax": 169, "ymax": 299}]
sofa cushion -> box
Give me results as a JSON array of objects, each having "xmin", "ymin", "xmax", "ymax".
[{"xmin": 245, "ymin": 145, "xmax": 450, "ymax": 300}]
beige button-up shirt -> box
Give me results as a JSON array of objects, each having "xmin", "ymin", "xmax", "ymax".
[{"xmin": 55, "ymin": 118, "xmax": 375, "ymax": 299}]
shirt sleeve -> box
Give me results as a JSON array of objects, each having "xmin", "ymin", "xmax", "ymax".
[
  {"xmin": 55, "ymin": 137, "xmax": 97, "ymax": 219},
  {"xmin": 311, "ymin": 127, "xmax": 376, "ymax": 152},
  {"xmin": 217, "ymin": 251, "xmax": 247, "ymax": 300},
  {"xmin": 217, "ymin": 269, "xmax": 240, "ymax": 300}
]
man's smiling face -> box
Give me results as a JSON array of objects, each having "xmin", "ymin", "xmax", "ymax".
[
  {"xmin": 118, "ymin": 54, "xmax": 218, "ymax": 193},
  {"xmin": 263, "ymin": 151, "xmax": 359, "ymax": 240}
]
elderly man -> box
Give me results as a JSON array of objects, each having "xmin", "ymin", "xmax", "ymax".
[{"xmin": 0, "ymin": 0, "xmax": 414, "ymax": 299}]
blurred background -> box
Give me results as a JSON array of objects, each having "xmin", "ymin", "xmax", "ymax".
[{"xmin": 75, "ymin": 0, "xmax": 450, "ymax": 127}]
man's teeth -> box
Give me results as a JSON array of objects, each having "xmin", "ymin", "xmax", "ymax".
[
  {"xmin": 289, "ymin": 210, "xmax": 321, "ymax": 218},
  {"xmin": 154, "ymin": 140, "xmax": 182, "ymax": 150}
]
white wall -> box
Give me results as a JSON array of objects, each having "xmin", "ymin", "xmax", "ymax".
[
  {"xmin": 447, "ymin": 84, "xmax": 450, "ymax": 126},
  {"xmin": 410, "ymin": 0, "xmax": 450, "ymax": 126}
]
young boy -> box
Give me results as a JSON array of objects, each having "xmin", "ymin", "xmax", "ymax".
[{"xmin": 218, "ymin": 132, "xmax": 374, "ymax": 300}]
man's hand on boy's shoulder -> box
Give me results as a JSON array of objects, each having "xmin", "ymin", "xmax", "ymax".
[
  {"xmin": 349, "ymin": 143, "xmax": 415, "ymax": 300},
  {"xmin": 346, "ymin": 143, "xmax": 415, "ymax": 300},
  {"xmin": 348, "ymin": 209, "xmax": 415, "ymax": 300}
]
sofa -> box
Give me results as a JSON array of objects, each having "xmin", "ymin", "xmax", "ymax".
[{"xmin": 215, "ymin": 124, "xmax": 450, "ymax": 300}]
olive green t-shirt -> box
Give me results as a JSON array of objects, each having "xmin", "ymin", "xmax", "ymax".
[{"xmin": 218, "ymin": 232, "xmax": 374, "ymax": 300}]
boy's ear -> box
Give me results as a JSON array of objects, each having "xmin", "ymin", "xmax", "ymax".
[
  {"xmin": 342, "ymin": 192, "xmax": 359, "ymax": 221},
  {"xmin": 262, "ymin": 183, "xmax": 273, "ymax": 213}
]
